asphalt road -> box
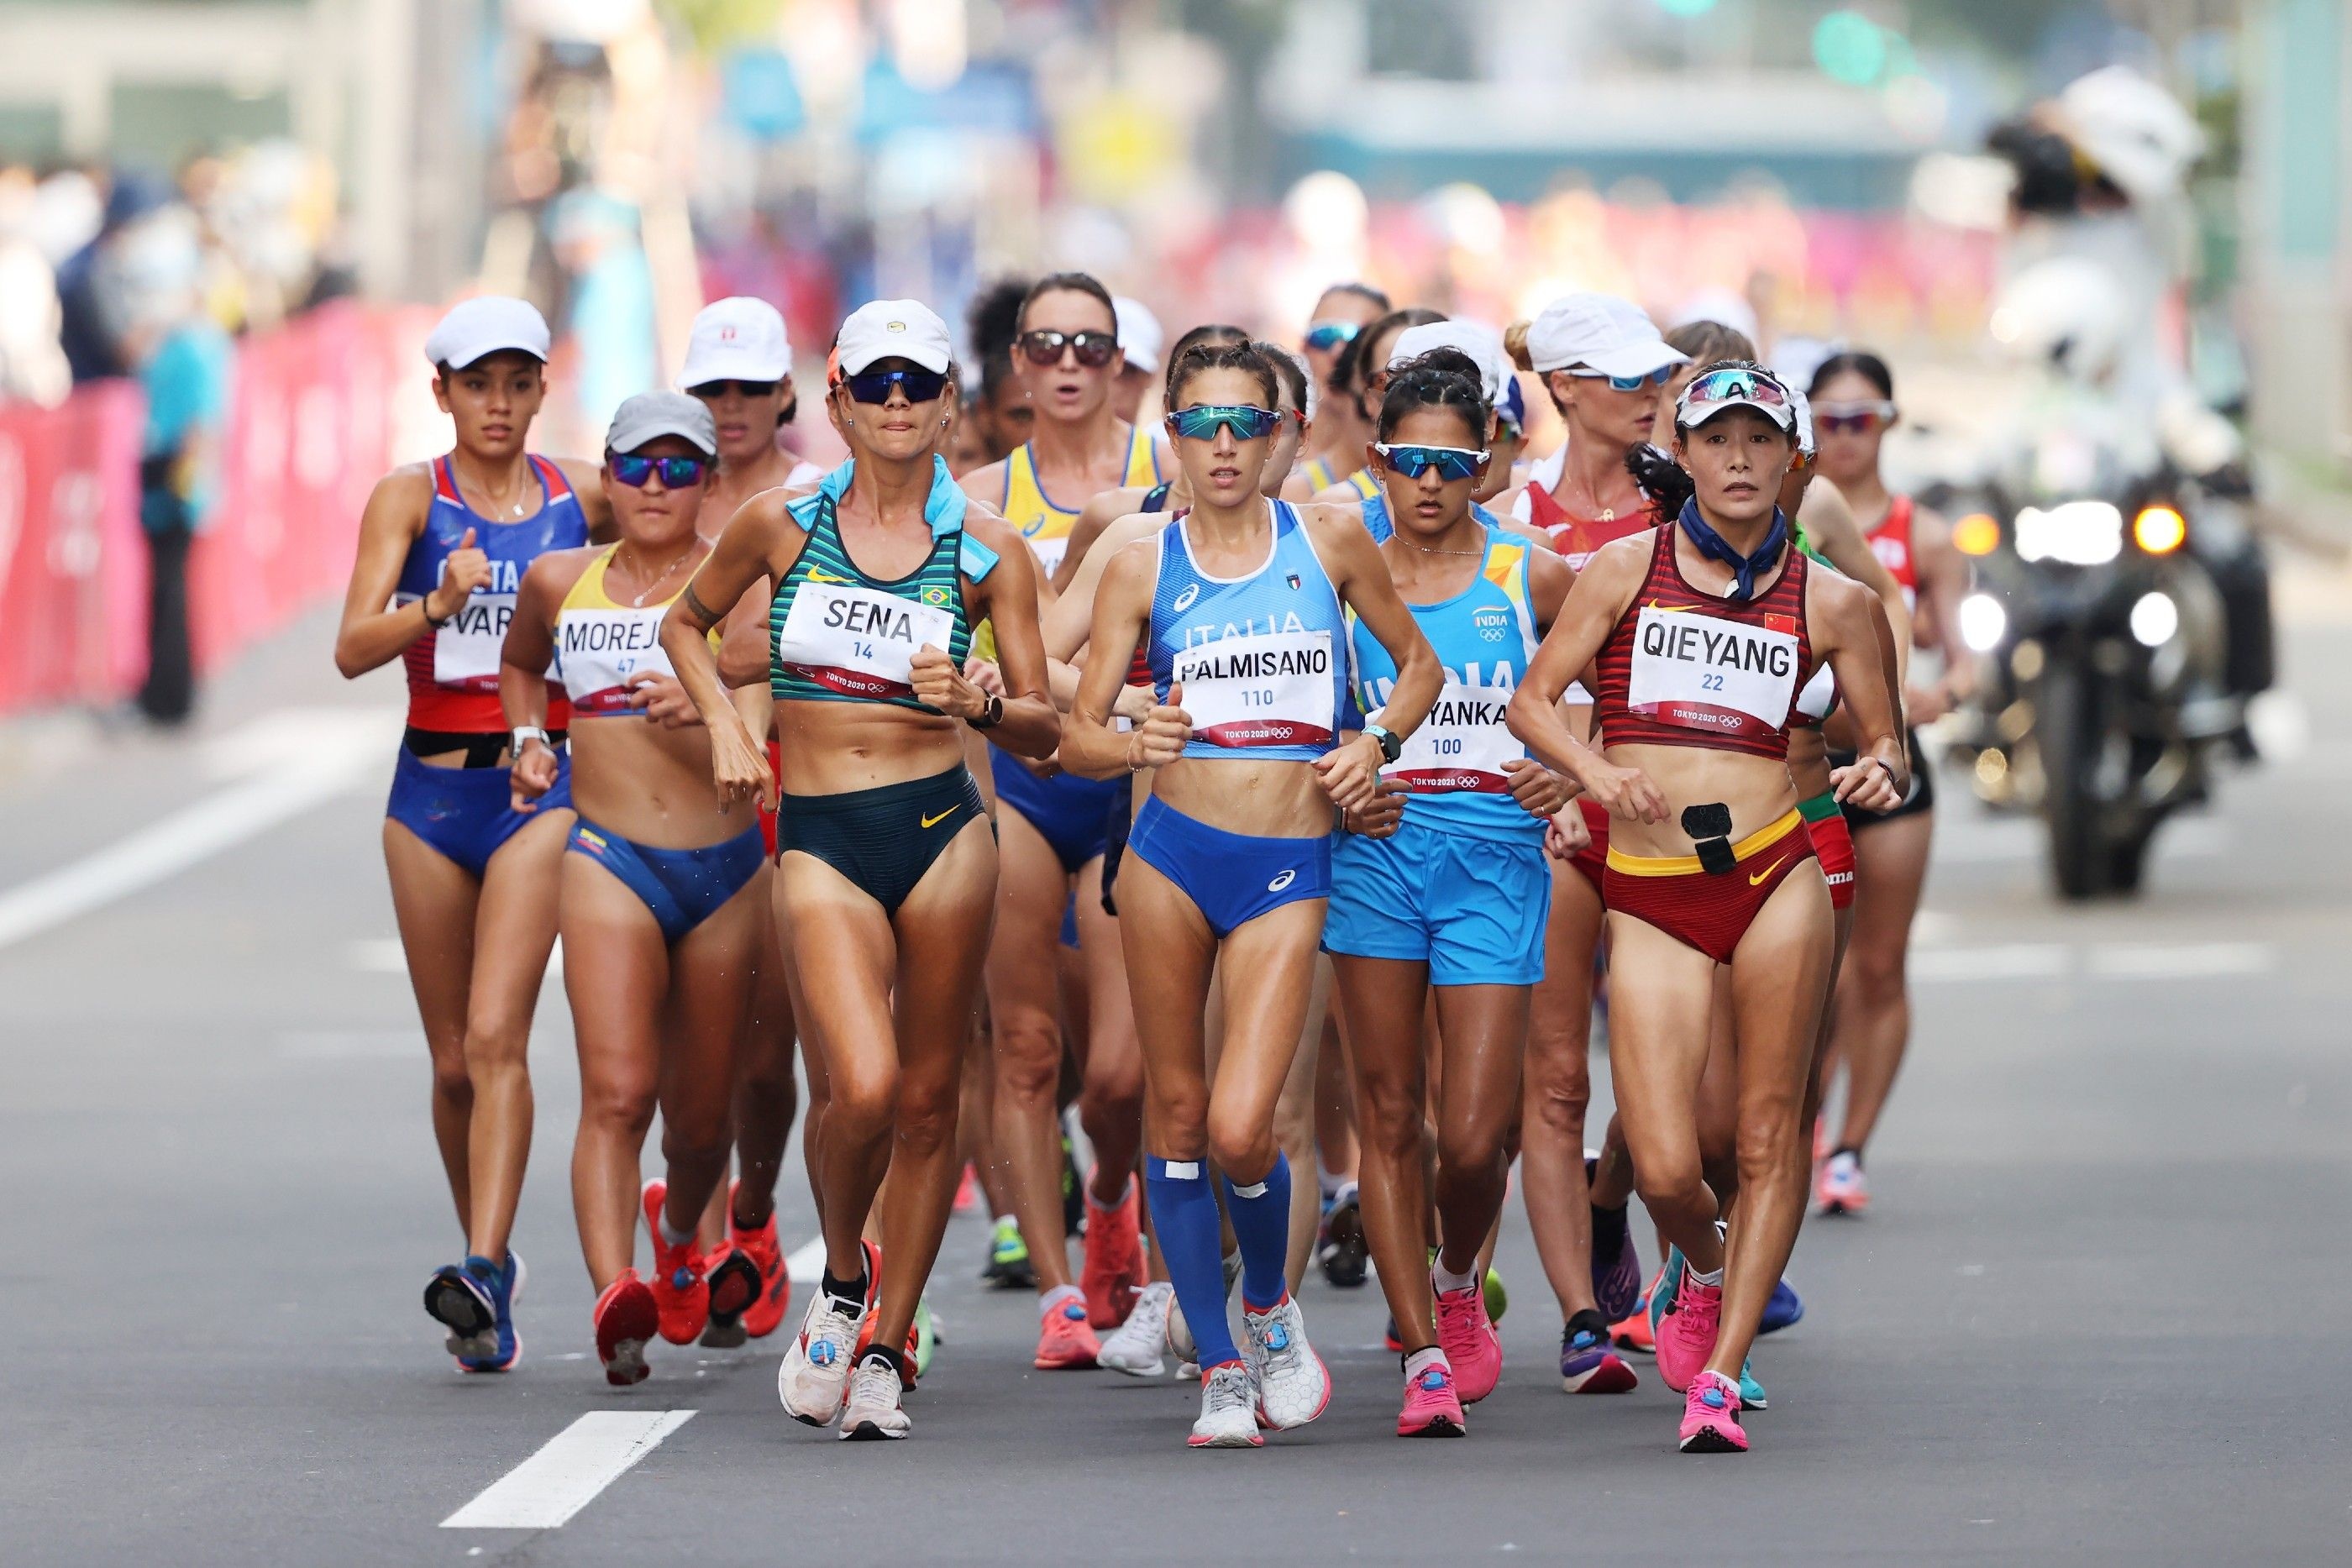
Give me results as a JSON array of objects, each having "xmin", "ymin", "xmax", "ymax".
[{"xmin": 6, "ymin": 565, "xmax": 2349, "ymax": 1565}]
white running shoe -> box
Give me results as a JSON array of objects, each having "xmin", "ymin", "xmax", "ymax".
[
  {"xmin": 837, "ymin": 1356, "xmax": 910, "ymax": 1440},
  {"xmin": 1164, "ymin": 1251, "xmax": 1242, "ymax": 1373},
  {"xmin": 777, "ymin": 1288, "xmax": 866, "ymax": 1426},
  {"xmin": 1188, "ymin": 1361, "xmax": 1263, "ymax": 1449},
  {"xmin": 1243, "ymin": 1297, "xmax": 1331, "ymax": 1430},
  {"xmin": 1100, "ymin": 1281, "xmax": 1173, "ymax": 1377}
]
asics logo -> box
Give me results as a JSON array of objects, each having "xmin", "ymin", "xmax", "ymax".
[
  {"xmin": 1173, "ymin": 585, "xmax": 1200, "ymax": 612},
  {"xmin": 1267, "ymin": 869, "xmax": 1295, "ymax": 893}
]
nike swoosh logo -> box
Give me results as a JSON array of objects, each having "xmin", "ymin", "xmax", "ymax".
[
  {"xmin": 921, "ymin": 808, "xmax": 957, "ymax": 828},
  {"xmin": 1748, "ymin": 857, "xmax": 1788, "ymax": 885},
  {"xmin": 1646, "ymin": 599, "xmax": 1696, "ymax": 612},
  {"xmin": 807, "ymin": 569, "xmax": 853, "ymax": 584}
]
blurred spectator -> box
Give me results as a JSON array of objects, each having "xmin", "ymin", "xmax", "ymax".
[
  {"xmin": 123, "ymin": 210, "xmax": 232, "ymax": 724},
  {"xmin": 551, "ymin": 187, "xmax": 656, "ymax": 441},
  {"xmin": 0, "ymin": 165, "xmax": 70, "ymax": 406},
  {"xmin": 57, "ymin": 171, "xmax": 171, "ymax": 385}
]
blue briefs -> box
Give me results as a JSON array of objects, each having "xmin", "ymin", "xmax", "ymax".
[
  {"xmin": 1126, "ymin": 795, "xmax": 1331, "ymax": 940},
  {"xmin": 386, "ymin": 746, "xmax": 570, "ymax": 879},
  {"xmin": 567, "ymin": 818, "xmax": 765, "ymax": 944}
]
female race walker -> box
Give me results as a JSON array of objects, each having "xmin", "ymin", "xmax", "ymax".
[
  {"xmin": 1325, "ymin": 355, "xmax": 1573, "ymax": 1436},
  {"xmin": 332, "ymin": 296, "xmax": 611, "ymax": 1371},
  {"xmin": 959, "ymin": 271, "xmax": 1163, "ymax": 1366},
  {"xmin": 1295, "ymin": 281, "xmax": 1390, "ymax": 494},
  {"xmin": 678, "ymin": 296, "xmax": 819, "ymax": 1345},
  {"xmin": 1062, "ymin": 339, "xmax": 1442, "ymax": 1448},
  {"xmin": 1809, "ymin": 349, "xmax": 1968, "ymax": 1217},
  {"xmin": 501, "ymin": 393, "xmax": 763, "ymax": 1384},
  {"xmin": 662, "ymin": 300, "xmax": 1058, "ymax": 1440},
  {"xmin": 1507, "ymin": 362, "xmax": 1904, "ymax": 1454}
]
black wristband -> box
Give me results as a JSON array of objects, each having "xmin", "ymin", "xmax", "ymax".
[{"xmin": 422, "ymin": 598, "xmax": 453, "ymax": 630}]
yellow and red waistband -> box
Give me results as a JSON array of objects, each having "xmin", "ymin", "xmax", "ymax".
[{"xmin": 1604, "ymin": 807, "xmax": 1803, "ymax": 878}]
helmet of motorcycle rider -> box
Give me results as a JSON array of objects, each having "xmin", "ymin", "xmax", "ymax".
[
  {"xmin": 2054, "ymin": 66, "xmax": 2205, "ymax": 209},
  {"xmin": 1989, "ymin": 256, "xmax": 2129, "ymax": 386}
]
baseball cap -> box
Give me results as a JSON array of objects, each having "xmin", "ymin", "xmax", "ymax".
[
  {"xmin": 424, "ymin": 296, "xmax": 550, "ymax": 370},
  {"xmin": 1525, "ymin": 293, "xmax": 1687, "ymax": 379},
  {"xmin": 834, "ymin": 299, "xmax": 953, "ymax": 377},
  {"xmin": 605, "ymin": 390, "xmax": 718, "ymax": 457},
  {"xmin": 1387, "ymin": 318, "xmax": 1509, "ymax": 405},
  {"xmin": 1789, "ymin": 387, "xmax": 1817, "ymax": 459},
  {"xmin": 681, "ymin": 297, "xmax": 792, "ymax": 388},
  {"xmin": 1675, "ymin": 364, "xmax": 1798, "ymax": 433},
  {"xmin": 1113, "ymin": 296, "xmax": 1163, "ymax": 375}
]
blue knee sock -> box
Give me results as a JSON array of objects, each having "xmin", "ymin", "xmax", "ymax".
[
  {"xmin": 1145, "ymin": 1156, "xmax": 1241, "ymax": 1370},
  {"xmin": 1221, "ymin": 1151, "xmax": 1293, "ymax": 1313}
]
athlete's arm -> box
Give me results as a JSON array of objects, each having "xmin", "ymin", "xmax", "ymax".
[
  {"xmin": 1054, "ymin": 485, "xmax": 1142, "ymax": 594},
  {"xmin": 1499, "ymin": 513, "xmax": 1560, "ymax": 557},
  {"xmin": 333, "ymin": 465, "xmax": 449, "ymax": 679},
  {"xmin": 554, "ymin": 457, "xmax": 617, "ymax": 542},
  {"xmin": 1909, "ymin": 504, "xmax": 1972, "ymax": 715},
  {"xmin": 661, "ymin": 490, "xmax": 800, "ymax": 811},
  {"xmin": 1797, "ymin": 482, "xmax": 1912, "ymax": 684},
  {"xmin": 1813, "ymin": 571, "xmax": 1908, "ymax": 810},
  {"xmin": 1506, "ymin": 536, "xmax": 1668, "ymax": 824},
  {"xmin": 1509, "ymin": 543, "xmax": 1586, "ymax": 816},
  {"xmin": 1308, "ymin": 505, "xmax": 1441, "ymax": 813},
  {"xmin": 947, "ymin": 513, "xmax": 1060, "ymax": 760},
  {"xmin": 958, "ymin": 458, "xmax": 1008, "ymax": 510},
  {"xmin": 715, "ymin": 574, "xmax": 774, "ymax": 690},
  {"xmin": 499, "ymin": 551, "xmax": 580, "ymax": 809},
  {"xmin": 1062, "ymin": 542, "xmax": 1174, "ymax": 779}
]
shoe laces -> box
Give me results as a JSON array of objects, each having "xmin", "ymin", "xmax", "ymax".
[
  {"xmin": 848, "ymin": 1358, "xmax": 898, "ymax": 1410},
  {"xmin": 1203, "ymin": 1361, "xmax": 1255, "ymax": 1417},
  {"xmin": 1253, "ymin": 1307, "xmax": 1304, "ymax": 1376}
]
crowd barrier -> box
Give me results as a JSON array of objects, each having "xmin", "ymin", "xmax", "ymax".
[{"xmin": 0, "ymin": 301, "xmax": 434, "ymax": 716}]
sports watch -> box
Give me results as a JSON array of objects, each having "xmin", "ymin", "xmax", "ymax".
[
  {"xmin": 510, "ymin": 725, "xmax": 552, "ymax": 756},
  {"xmin": 1364, "ymin": 723, "xmax": 1403, "ymax": 764}
]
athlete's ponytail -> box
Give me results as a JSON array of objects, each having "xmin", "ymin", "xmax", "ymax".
[
  {"xmin": 1625, "ymin": 442, "xmax": 1693, "ymax": 517},
  {"xmin": 1376, "ymin": 350, "xmax": 1489, "ymax": 445},
  {"xmin": 1503, "ymin": 319, "xmax": 1534, "ymax": 374}
]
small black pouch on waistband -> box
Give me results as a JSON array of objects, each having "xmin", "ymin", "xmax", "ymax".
[{"xmin": 1683, "ymin": 802, "xmax": 1737, "ymax": 875}]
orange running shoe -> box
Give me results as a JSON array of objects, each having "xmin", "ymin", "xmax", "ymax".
[
  {"xmin": 1079, "ymin": 1183, "xmax": 1143, "ymax": 1329},
  {"xmin": 1610, "ymin": 1267, "xmax": 1664, "ymax": 1356},
  {"xmin": 643, "ymin": 1179, "xmax": 710, "ymax": 1345},
  {"xmin": 953, "ymin": 1162, "xmax": 979, "ymax": 1214},
  {"xmin": 1034, "ymin": 1290, "xmax": 1101, "ymax": 1369},
  {"xmin": 593, "ymin": 1270, "xmax": 659, "ymax": 1387},
  {"xmin": 726, "ymin": 1182, "xmax": 791, "ymax": 1340}
]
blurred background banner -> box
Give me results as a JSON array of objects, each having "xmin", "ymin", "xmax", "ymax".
[{"xmin": 0, "ymin": 0, "xmax": 2346, "ymax": 715}]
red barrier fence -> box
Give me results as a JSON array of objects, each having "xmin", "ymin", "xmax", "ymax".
[{"xmin": 0, "ymin": 301, "xmax": 429, "ymax": 716}]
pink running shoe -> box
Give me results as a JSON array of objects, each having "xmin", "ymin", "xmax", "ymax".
[
  {"xmin": 1653, "ymin": 1267, "xmax": 1722, "ymax": 1393},
  {"xmin": 1397, "ymin": 1359, "xmax": 1467, "ymax": 1438},
  {"xmin": 1816, "ymin": 1151, "xmax": 1870, "ymax": 1215},
  {"xmin": 1432, "ymin": 1279, "xmax": 1503, "ymax": 1403},
  {"xmin": 1678, "ymin": 1370, "xmax": 1748, "ymax": 1453}
]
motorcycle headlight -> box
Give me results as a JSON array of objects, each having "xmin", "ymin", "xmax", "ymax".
[
  {"xmin": 2013, "ymin": 501, "xmax": 2123, "ymax": 565},
  {"xmin": 1959, "ymin": 592, "xmax": 2008, "ymax": 652},
  {"xmin": 2129, "ymin": 590, "xmax": 2179, "ymax": 647},
  {"xmin": 2132, "ymin": 505, "xmax": 2187, "ymax": 554}
]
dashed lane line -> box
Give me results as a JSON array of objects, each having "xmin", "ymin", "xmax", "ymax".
[{"xmin": 441, "ymin": 1410, "xmax": 696, "ymax": 1530}]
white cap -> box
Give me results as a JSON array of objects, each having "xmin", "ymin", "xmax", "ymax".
[
  {"xmin": 1525, "ymin": 292, "xmax": 1687, "ymax": 379},
  {"xmin": 681, "ymin": 296, "xmax": 792, "ymax": 387},
  {"xmin": 1675, "ymin": 364, "xmax": 1798, "ymax": 433},
  {"xmin": 1789, "ymin": 387, "xmax": 1816, "ymax": 459},
  {"xmin": 424, "ymin": 296, "xmax": 550, "ymax": 370},
  {"xmin": 1113, "ymin": 296, "xmax": 1163, "ymax": 375},
  {"xmin": 606, "ymin": 391, "xmax": 718, "ymax": 457},
  {"xmin": 834, "ymin": 299, "xmax": 953, "ymax": 377},
  {"xmin": 1387, "ymin": 318, "xmax": 1509, "ymax": 406}
]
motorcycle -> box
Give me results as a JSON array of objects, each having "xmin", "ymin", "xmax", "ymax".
[{"xmin": 1935, "ymin": 417, "xmax": 2269, "ymax": 899}]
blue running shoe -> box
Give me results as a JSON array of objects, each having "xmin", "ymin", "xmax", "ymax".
[
  {"xmin": 1739, "ymin": 1357, "xmax": 1767, "ymax": 1410},
  {"xmin": 1588, "ymin": 1175, "xmax": 1642, "ymax": 1324},
  {"xmin": 1647, "ymin": 1245, "xmax": 1686, "ymax": 1341},
  {"xmin": 425, "ymin": 1257, "xmax": 494, "ymax": 1358},
  {"xmin": 457, "ymin": 1252, "xmax": 524, "ymax": 1373},
  {"xmin": 1760, "ymin": 1277, "xmax": 1804, "ymax": 1335},
  {"xmin": 1561, "ymin": 1311, "xmax": 1638, "ymax": 1393}
]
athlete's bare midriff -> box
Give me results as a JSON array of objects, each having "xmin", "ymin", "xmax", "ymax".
[
  {"xmin": 1598, "ymin": 742, "xmax": 1801, "ymax": 859},
  {"xmin": 1149, "ymin": 754, "xmax": 1334, "ymax": 840},
  {"xmin": 773, "ymin": 699, "xmax": 968, "ymax": 797}
]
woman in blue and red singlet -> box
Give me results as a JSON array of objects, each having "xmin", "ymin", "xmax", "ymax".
[
  {"xmin": 333, "ymin": 297, "xmax": 611, "ymax": 1374},
  {"xmin": 1508, "ymin": 361, "xmax": 1905, "ymax": 1455}
]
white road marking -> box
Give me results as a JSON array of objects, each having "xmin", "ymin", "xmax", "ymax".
[
  {"xmin": 345, "ymin": 936, "xmax": 564, "ymax": 976},
  {"xmin": 441, "ymin": 1410, "xmax": 695, "ymax": 1530},
  {"xmin": 0, "ymin": 709, "xmax": 393, "ymax": 953},
  {"xmin": 1912, "ymin": 941, "xmax": 2280, "ymax": 983},
  {"xmin": 786, "ymin": 1233, "xmax": 827, "ymax": 1284},
  {"xmin": 1933, "ymin": 815, "xmax": 2230, "ymax": 864}
]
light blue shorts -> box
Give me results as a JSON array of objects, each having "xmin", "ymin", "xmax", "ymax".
[{"xmin": 1323, "ymin": 817, "xmax": 1549, "ymax": 986}]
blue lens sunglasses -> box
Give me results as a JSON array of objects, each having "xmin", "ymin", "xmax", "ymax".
[
  {"xmin": 1169, "ymin": 404, "xmax": 1284, "ymax": 442},
  {"xmin": 843, "ymin": 366, "xmax": 949, "ymax": 405},
  {"xmin": 608, "ymin": 453, "xmax": 711, "ymax": 488},
  {"xmin": 1376, "ymin": 443, "xmax": 1488, "ymax": 482}
]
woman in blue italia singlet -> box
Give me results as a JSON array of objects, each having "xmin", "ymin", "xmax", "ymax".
[
  {"xmin": 662, "ymin": 300, "xmax": 1058, "ymax": 1442},
  {"xmin": 1061, "ymin": 339, "xmax": 1442, "ymax": 1448},
  {"xmin": 1323, "ymin": 354, "xmax": 1576, "ymax": 1439},
  {"xmin": 332, "ymin": 296, "xmax": 611, "ymax": 1375}
]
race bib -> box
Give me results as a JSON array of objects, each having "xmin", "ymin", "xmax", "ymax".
[
  {"xmin": 1625, "ymin": 604, "xmax": 1800, "ymax": 740},
  {"xmin": 776, "ymin": 581, "xmax": 954, "ymax": 702},
  {"xmin": 1385, "ymin": 680, "xmax": 1520, "ymax": 794},
  {"xmin": 409, "ymin": 590, "xmax": 521, "ymax": 692},
  {"xmin": 1026, "ymin": 533, "xmax": 1069, "ymax": 579},
  {"xmin": 557, "ymin": 605, "xmax": 672, "ymax": 715},
  {"xmin": 1793, "ymin": 660, "xmax": 1838, "ymax": 724},
  {"xmin": 1173, "ymin": 629, "xmax": 1335, "ymax": 748}
]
